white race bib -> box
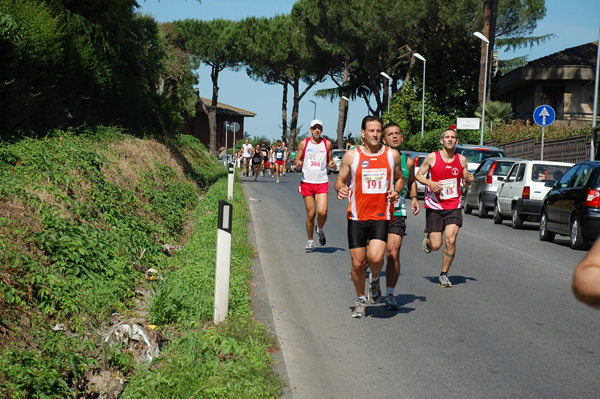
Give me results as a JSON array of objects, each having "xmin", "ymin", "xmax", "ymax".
[
  {"xmin": 361, "ymin": 168, "xmax": 387, "ymax": 194},
  {"xmin": 306, "ymin": 153, "xmax": 325, "ymax": 170},
  {"xmin": 439, "ymin": 178, "xmax": 458, "ymax": 200}
]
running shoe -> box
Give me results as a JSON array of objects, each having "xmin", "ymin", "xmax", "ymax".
[
  {"xmin": 262, "ymin": 171, "xmax": 265, "ymax": 177},
  {"xmin": 384, "ymin": 294, "xmax": 399, "ymax": 310},
  {"xmin": 305, "ymin": 240, "xmax": 315, "ymax": 253},
  {"xmin": 439, "ymin": 274, "xmax": 452, "ymax": 287},
  {"xmin": 367, "ymin": 278, "xmax": 381, "ymax": 304},
  {"xmin": 315, "ymin": 226, "xmax": 326, "ymax": 246},
  {"xmin": 276, "ymin": 179, "xmax": 280, "ymax": 183},
  {"xmin": 352, "ymin": 299, "xmax": 367, "ymax": 318},
  {"xmin": 254, "ymin": 175, "xmax": 257, "ymax": 181},
  {"xmin": 422, "ymin": 233, "xmax": 432, "ymax": 253}
]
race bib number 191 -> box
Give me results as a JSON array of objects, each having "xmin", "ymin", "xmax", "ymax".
[{"xmin": 362, "ymin": 168, "xmax": 387, "ymax": 194}]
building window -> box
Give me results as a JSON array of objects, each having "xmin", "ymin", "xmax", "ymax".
[{"xmin": 541, "ymin": 87, "xmax": 564, "ymax": 116}]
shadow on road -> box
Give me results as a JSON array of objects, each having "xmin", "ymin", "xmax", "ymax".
[
  {"xmin": 313, "ymin": 246, "xmax": 347, "ymax": 254},
  {"xmin": 350, "ymin": 294, "xmax": 428, "ymax": 319},
  {"xmin": 424, "ymin": 275, "xmax": 477, "ymax": 286}
]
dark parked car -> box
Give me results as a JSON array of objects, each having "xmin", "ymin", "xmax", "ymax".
[
  {"xmin": 539, "ymin": 161, "xmax": 600, "ymax": 249},
  {"xmin": 463, "ymin": 157, "xmax": 521, "ymax": 217}
]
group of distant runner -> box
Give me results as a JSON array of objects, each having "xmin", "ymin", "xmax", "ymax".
[
  {"xmin": 244, "ymin": 116, "xmax": 474, "ymax": 318},
  {"xmin": 239, "ymin": 138, "xmax": 289, "ymax": 183}
]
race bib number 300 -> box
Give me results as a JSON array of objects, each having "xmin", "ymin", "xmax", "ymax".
[
  {"xmin": 439, "ymin": 178, "xmax": 459, "ymax": 200},
  {"xmin": 362, "ymin": 168, "xmax": 387, "ymax": 194}
]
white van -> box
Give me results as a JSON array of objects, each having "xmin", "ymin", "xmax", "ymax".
[{"xmin": 493, "ymin": 160, "xmax": 573, "ymax": 228}]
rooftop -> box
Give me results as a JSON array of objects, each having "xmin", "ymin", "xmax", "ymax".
[
  {"xmin": 197, "ymin": 97, "xmax": 256, "ymax": 117},
  {"xmin": 526, "ymin": 41, "xmax": 598, "ymax": 68}
]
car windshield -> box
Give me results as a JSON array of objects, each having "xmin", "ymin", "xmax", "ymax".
[
  {"xmin": 332, "ymin": 150, "xmax": 345, "ymax": 159},
  {"xmin": 531, "ymin": 164, "xmax": 571, "ymax": 182},
  {"xmin": 494, "ymin": 161, "xmax": 515, "ymax": 176},
  {"xmin": 457, "ymin": 148, "xmax": 505, "ymax": 163}
]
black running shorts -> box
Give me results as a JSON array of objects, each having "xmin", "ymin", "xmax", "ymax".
[
  {"xmin": 388, "ymin": 216, "xmax": 407, "ymax": 237},
  {"xmin": 424, "ymin": 208, "xmax": 462, "ymax": 233},
  {"xmin": 347, "ymin": 219, "xmax": 389, "ymax": 249}
]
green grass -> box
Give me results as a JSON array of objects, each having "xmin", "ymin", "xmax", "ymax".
[{"xmin": 0, "ymin": 127, "xmax": 282, "ymax": 398}]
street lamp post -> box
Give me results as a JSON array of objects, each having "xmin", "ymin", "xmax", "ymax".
[
  {"xmin": 474, "ymin": 31, "xmax": 490, "ymax": 145},
  {"xmin": 413, "ymin": 53, "xmax": 426, "ymax": 138},
  {"xmin": 309, "ymin": 100, "xmax": 316, "ymax": 119},
  {"xmin": 380, "ymin": 72, "xmax": 391, "ymax": 121}
]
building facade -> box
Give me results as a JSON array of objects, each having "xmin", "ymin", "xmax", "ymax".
[
  {"xmin": 184, "ymin": 97, "xmax": 255, "ymax": 153},
  {"xmin": 497, "ymin": 42, "xmax": 598, "ymax": 127}
]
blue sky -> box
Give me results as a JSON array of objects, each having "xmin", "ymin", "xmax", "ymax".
[{"xmin": 136, "ymin": 0, "xmax": 600, "ymax": 142}]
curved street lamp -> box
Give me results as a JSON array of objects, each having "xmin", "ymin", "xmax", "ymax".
[
  {"xmin": 309, "ymin": 100, "xmax": 316, "ymax": 120},
  {"xmin": 380, "ymin": 72, "xmax": 392, "ymax": 121},
  {"xmin": 474, "ymin": 31, "xmax": 490, "ymax": 145},
  {"xmin": 413, "ymin": 53, "xmax": 426, "ymax": 138}
]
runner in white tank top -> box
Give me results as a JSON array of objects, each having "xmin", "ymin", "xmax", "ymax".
[{"xmin": 295, "ymin": 119, "xmax": 337, "ymax": 253}]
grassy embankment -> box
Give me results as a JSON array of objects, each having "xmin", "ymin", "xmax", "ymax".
[{"xmin": 0, "ymin": 128, "xmax": 282, "ymax": 398}]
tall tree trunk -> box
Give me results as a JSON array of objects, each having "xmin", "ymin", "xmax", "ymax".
[
  {"xmin": 281, "ymin": 82, "xmax": 288, "ymax": 143},
  {"xmin": 289, "ymin": 77, "xmax": 300, "ymax": 151},
  {"xmin": 208, "ymin": 66, "xmax": 220, "ymax": 156},
  {"xmin": 479, "ymin": 0, "xmax": 498, "ymax": 104},
  {"xmin": 336, "ymin": 60, "xmax": 349, "ymax": 149}
]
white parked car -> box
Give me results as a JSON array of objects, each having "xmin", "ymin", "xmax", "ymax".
[
  {"xmin": 493, "ymin": 160, "xmax": 574, "ymax": 228},
  {"xmin": 327, "ymin": 149, "xmax": 346, "ymax": 174}
]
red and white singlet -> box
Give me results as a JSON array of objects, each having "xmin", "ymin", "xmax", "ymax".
[
  {"xmin": 424, "ymin": 151, "xmax": 463, "ymax": 210},
  {"xmin": 300, "ymin": 138, "xmax": 329, "ymax": 184},
  {"xmin": 347, "ymin": 146, "xmax": 395, "ymax": 221}
]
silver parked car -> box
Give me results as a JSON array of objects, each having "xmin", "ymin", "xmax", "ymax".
[
  {"xmin": 410, "ymin": 152, "xmax": 428, "ymax": 197},
  {"xmin": 463, "ymin": 157, "xmax": 521, "ymax": 217},
  {"xmin": 493, "ymin": 160, "xmax": 574, "ymax": 228},
  {"xmin": 455, "ymin": 144, "xmax": 507, "ymax": 174}
]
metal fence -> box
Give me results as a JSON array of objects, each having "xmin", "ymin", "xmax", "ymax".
[{"xmin": 486, "ymin": 136, "xmax": 590, "ymax": 163}]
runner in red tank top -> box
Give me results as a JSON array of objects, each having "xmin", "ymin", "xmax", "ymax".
[
  {"xmin": 415, "ymin": 128, "xmax": 474, "ymax": 287},
  {"xmin": 335, "ymin": 116, "xmax": 405, "ymax": 318}
]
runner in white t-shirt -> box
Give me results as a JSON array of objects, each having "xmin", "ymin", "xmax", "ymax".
[{"xmin": 239, "ymin": 139, "xmax": 253, "ymax": 177}]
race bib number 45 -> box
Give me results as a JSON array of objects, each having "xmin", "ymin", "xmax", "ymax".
[
  {"xmin": 439, "ymin": 178, "xmax": 458, "ymax": 200},
  {"xmin": 362, "ymin": 168, "xmax": 387, "ymax": 194}
]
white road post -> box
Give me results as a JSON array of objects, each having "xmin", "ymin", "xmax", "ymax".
[
  {"xmin": 227, "ymin": 161, "xmax": 234, "ymax": 200},
  {"xmin": 214, "ymin": 200, "xmax": 232, "ymax": 324}
]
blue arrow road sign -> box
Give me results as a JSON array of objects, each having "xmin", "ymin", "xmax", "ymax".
[{"xmin": 533, "ymin": 105, "xmax": 556, "ymax": 127}]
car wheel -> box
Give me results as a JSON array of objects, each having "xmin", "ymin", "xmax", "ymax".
[
  {"xmin": 493, "ymin": 202, "xmax": 503, "ymax": 224},
  {"xmin": 463, "ymin": 197, "xmax": 473, "ymax": 214},
  {"xmin": 478, "ymin": 197, "xmax": 488, "ymax": 218},
  {"xmin": 511, "ymin": 206, "xmax": 523, "ymax": 229},
  {"xmin": 539, "ymin": 210, "xmax": 555, "ymax": 242},
  {"xmin": 570, "ymin": 215, "xmax": 587, "ymax": 250}
]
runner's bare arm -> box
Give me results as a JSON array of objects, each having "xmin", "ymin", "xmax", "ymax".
[
  {"xmin": 415, "ymin": 152, "xmax": 442, "ymax": 193},
  {"xmin": 295, "ymin": 140, "xmax": 305, "ymax": 168},
  {"xmin": 460, "ymin": 154, "xmax": 474, "ymax": 186},
  {"xmin": 573, "ymin": 238, "xmax": 600, "ymax": 309},
  {"xmin": 406, "ymin": 157, "xmax": 420, "ymax": 215},
  {"xmin": 388, "ymin": 149, "xmax": 403, "ymax": 203},
  {"xmin": 335, "ymin": 149, "xmax": 354, "ymax": 199},
  {"xmin": 327, "ymin": 140, "xmax": 337, "ymax": 170}
]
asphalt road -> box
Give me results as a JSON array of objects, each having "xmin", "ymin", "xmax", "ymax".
[{"xmin": 242, "ymin": 171, "xmax": 599, "ymax": 399}]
